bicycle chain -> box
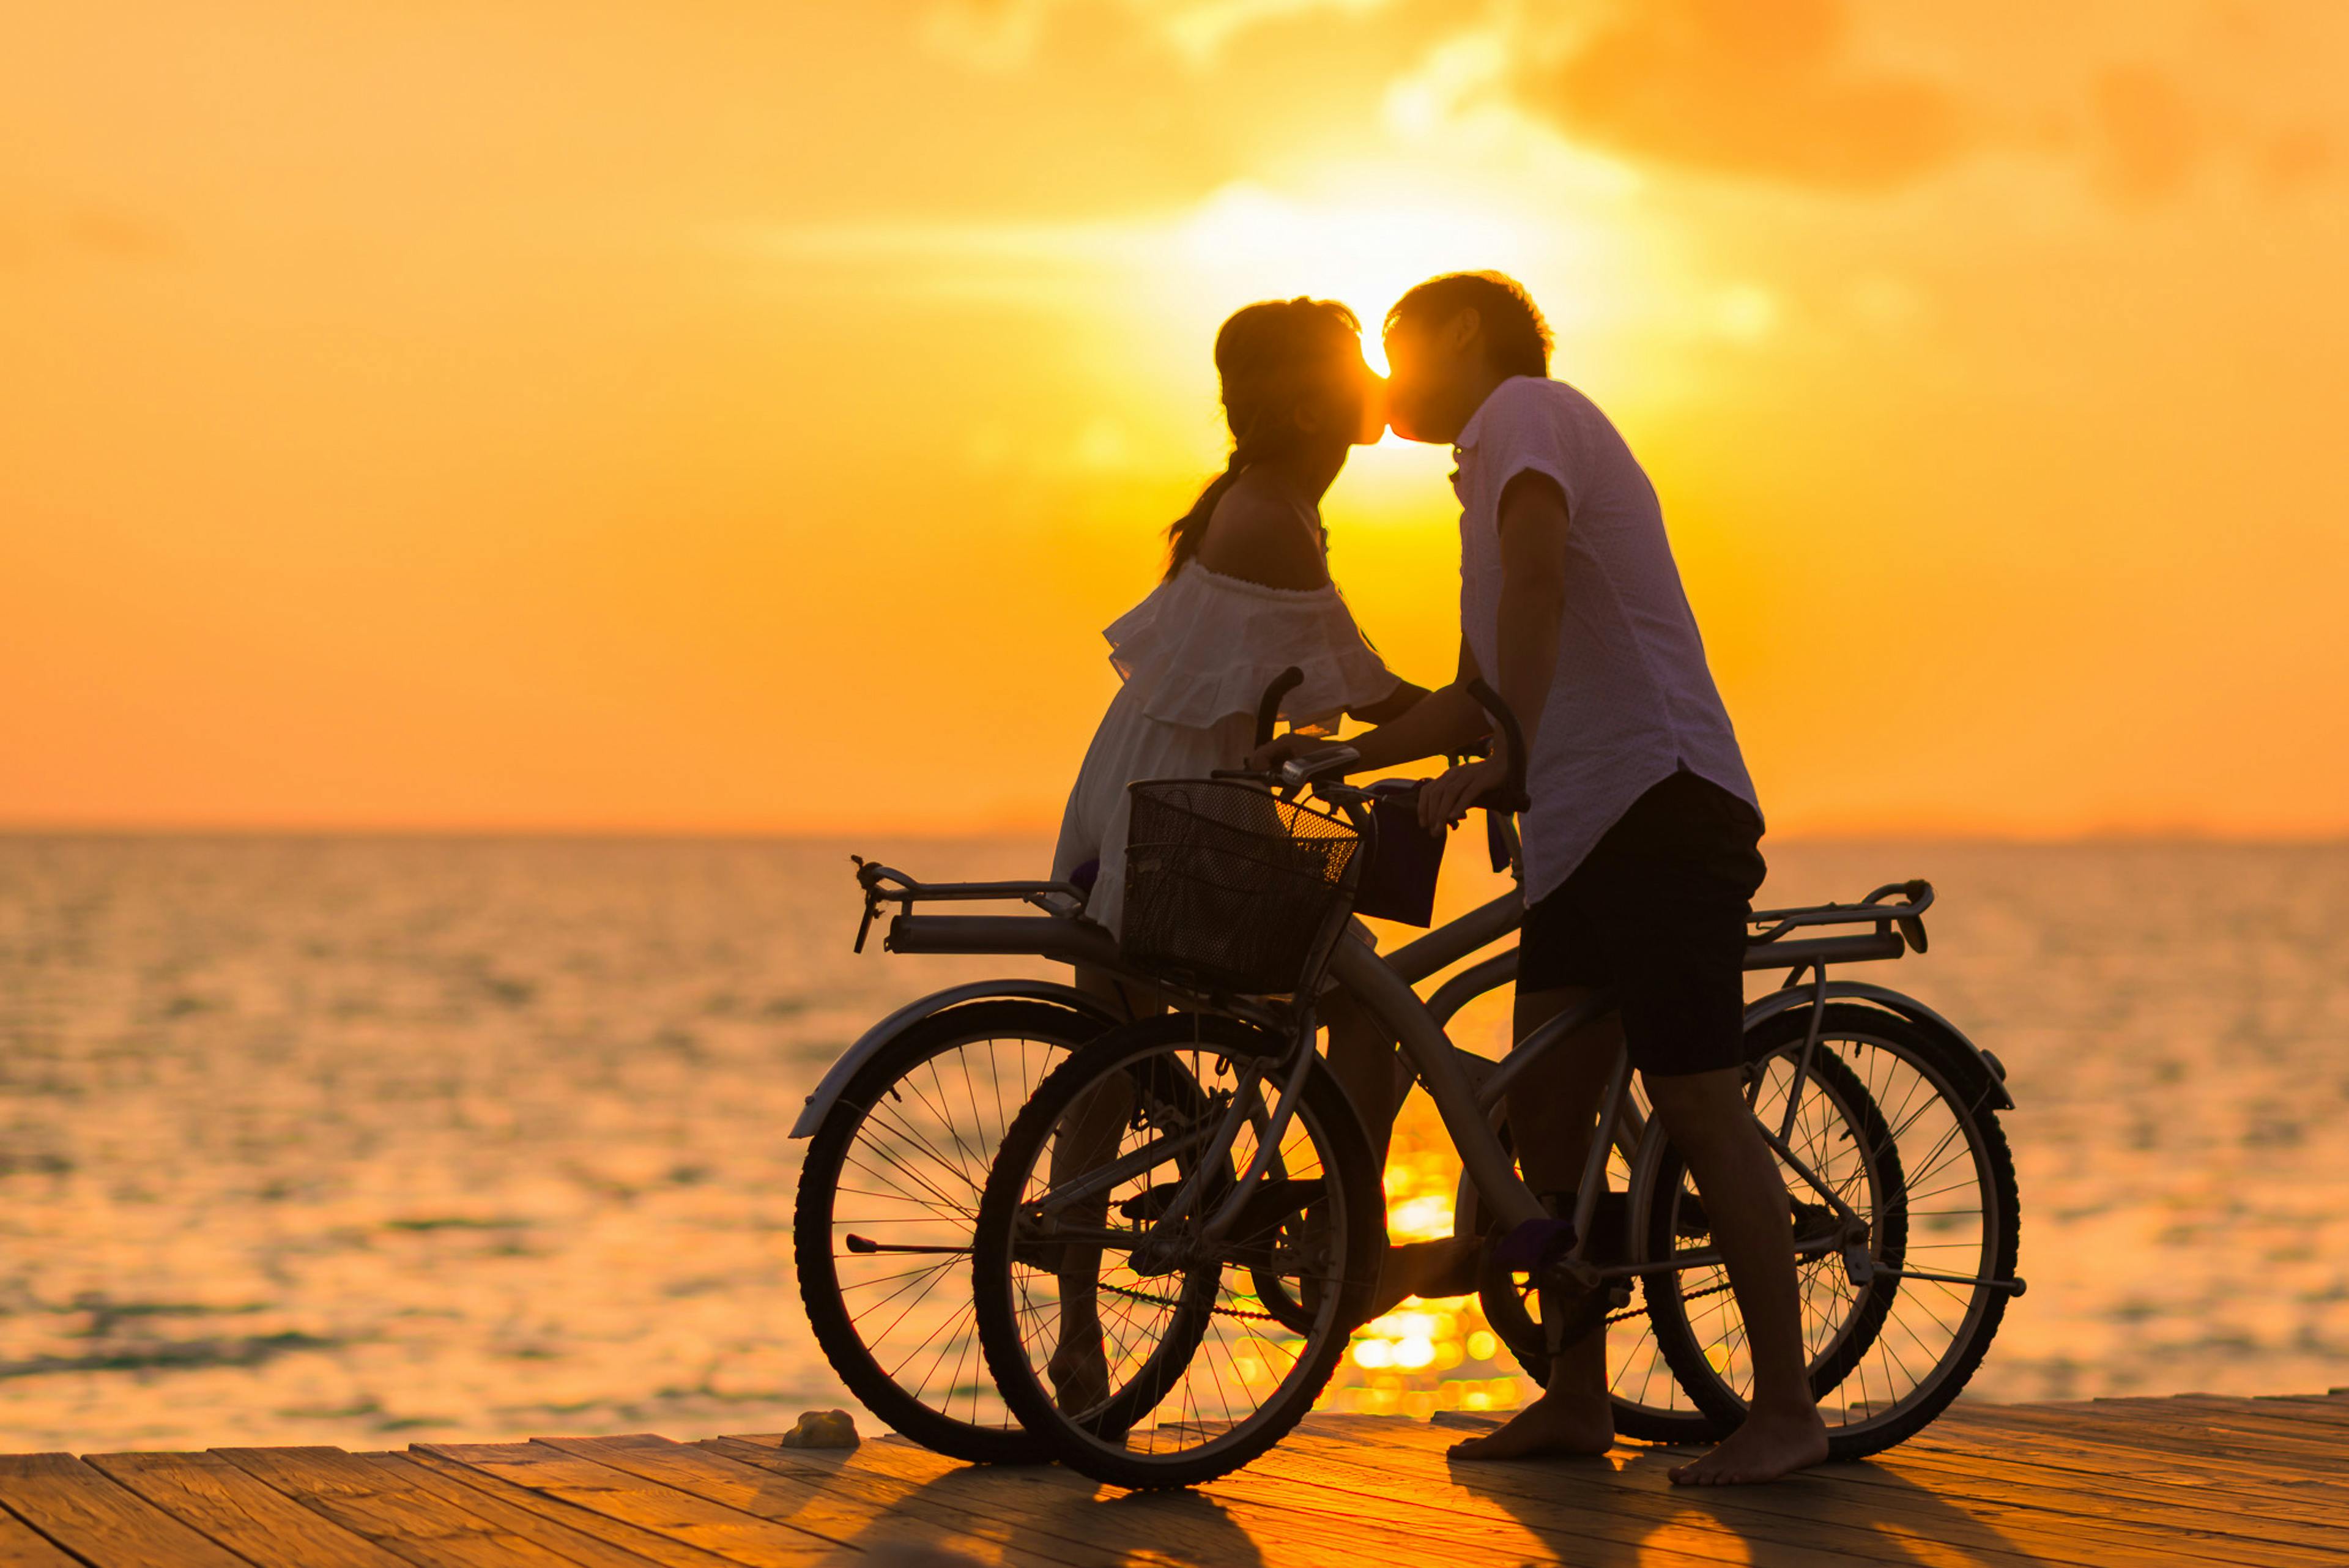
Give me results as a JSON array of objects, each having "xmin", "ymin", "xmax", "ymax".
[
  {"xmin": 1605, "ymin": 1276, "xmax": 1735, "ymax": 1326},
  {"xmin": 1094, "ymin": 1277, "xmax": 1286, "ymax": 1323}
]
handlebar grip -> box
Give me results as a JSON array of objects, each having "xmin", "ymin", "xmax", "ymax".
[
  {"xmin": 1255, "ymin": 666, "xmax": 1305, "ymax": 749},
  {"xmin": 1464, "ymin": 678, "xmax": 1531, "ymax": 812}
]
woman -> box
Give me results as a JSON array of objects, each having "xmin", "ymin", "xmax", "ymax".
[
  {"xmin": 1050, "ymin": 296, "xmax": 1419, "ymax": 934},
  {"xmin": 1044, "ymin": 298, "xmax": 1452, "ymax": 1411}
]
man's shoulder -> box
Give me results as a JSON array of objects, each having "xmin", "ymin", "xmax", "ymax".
[{"xmin": 1472, "ymin": 376, "xmax": 1605, "ymax": 444}]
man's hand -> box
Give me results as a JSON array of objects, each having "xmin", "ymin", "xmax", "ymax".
[
  {"xmin": 1244, "ymin": 733, "xmax": 1315, "ymax": 773},
  {"xmin": 1418, "ymin": 756, "xmax": 1509, "ymax": 834}
]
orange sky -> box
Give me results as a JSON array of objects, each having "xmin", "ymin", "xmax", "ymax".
[{"xmin": 6, "ymin": 1, "xmax": 2346, "ymax": 836}]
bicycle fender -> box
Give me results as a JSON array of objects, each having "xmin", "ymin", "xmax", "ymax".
[
  {"xmin": 787, "ymin": 981, "xmax": 1128, "ymax": 1139},
  {"xmin": 1740, "ymin": 983, "xmax": 2016, "ymax": 1112}
]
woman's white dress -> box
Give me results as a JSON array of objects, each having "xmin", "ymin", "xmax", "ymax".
[{"xmin": 1052, "ymin": 563, "xmax": 1400, "ymax": 937}]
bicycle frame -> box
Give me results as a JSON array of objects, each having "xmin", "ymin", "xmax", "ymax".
[
  {"xmin": 818, "ymin": 822, "xmax": 1996, "ymax": 1295},
  {"xmin": 789, "ymin": 865, "xmax": 1527, "ymax": 1140}
]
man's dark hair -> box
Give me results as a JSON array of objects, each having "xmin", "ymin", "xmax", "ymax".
[{"xmin": 1385, "ymin": 272, "xmax": 1551, "ymax": 380}]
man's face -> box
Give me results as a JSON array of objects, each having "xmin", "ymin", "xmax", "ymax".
[{"xmin": 1379, "ymin": 313, "xmax": 1469, "ymax": 445}]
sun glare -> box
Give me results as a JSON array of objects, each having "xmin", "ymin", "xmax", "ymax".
[{"xmin": 1174, "ymin": 184, "xmax": 1535, "ymax": 374}]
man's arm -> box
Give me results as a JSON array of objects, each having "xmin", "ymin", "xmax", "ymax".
[
  {"xmin": 1418, "ymin": 470, "xmax": 1570, "ymax": 829},
  {"xmin": 1490, "ymin": 469, "xmax": 1569, "ymax": 771},
  {"xmin": 1249, "ymin": 639, "xmax": 1488, "ymax": 773},
  {"xmin": 1347, "ymin": 677, "xmax": 1433, "ymax": 727}
]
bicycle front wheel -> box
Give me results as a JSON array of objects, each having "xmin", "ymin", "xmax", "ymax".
[
  {"xmin": 794, "ymin": 999, "xmax": 1104, "ymax": 1463},
  {"xmin": 1641, "ymin": 1005, "xmax": 2020, "ymax": 1460},
  {"xmin": 971, "ymin": 1012, "xmax": 1384, "ymax": 1489}
]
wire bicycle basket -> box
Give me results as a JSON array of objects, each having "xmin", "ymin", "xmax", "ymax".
[{"xmin": 1119, "ymin": 778, "xmax": 1365, "ymax": 996}]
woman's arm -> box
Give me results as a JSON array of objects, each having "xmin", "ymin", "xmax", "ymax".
[
  {"xmin": 1348, "ymin": 678, "xmax": 1431, "ymax": 727},
  {"xmin": 1250, "ymin": 639, "xmax": 1488, "ymax": 771}
]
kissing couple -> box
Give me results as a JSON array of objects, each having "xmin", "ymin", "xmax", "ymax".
[{"xmin": 1048, "ymin": 272, "xmax": 1824, "ymax": 1485}]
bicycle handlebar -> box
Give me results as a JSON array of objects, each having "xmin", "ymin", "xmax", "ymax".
[{"xmin": 1255, "ymin": 666, "xmax": 1305, "ymax": 749}]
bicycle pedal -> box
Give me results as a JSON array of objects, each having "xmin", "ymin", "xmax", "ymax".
[
  {"xmin": 1538, "ymin": 1190, "xmax": 1633, "ymax": 1265},
  {"xmin": 1494, "ymin": 1216, "xmax": 1576, "ymax": 1271}
]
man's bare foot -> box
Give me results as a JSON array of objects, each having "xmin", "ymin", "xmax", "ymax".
[
  {"xmin": 1668, "ymin": 1405, "xmax": 1828, "ymax": 1485},
  {"xmin": 1449, "ymin": 1391, "xmax": 1615, "ymax": 1460},
  {"xmin": 1047, "ymin": 1332, "xmax": 1109, "ymax": 1414},
  {"xmin": 1360, "ymin": 1236, "xmax": 1482, "ymax": 1324}
]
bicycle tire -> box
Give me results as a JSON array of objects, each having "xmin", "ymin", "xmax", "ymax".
[
  {"xmin": 794, "ymin": 999, "xmax": 1105, "ymax": 1463},
  {"xmin": 1641, "ymin": 1005, "xmax": 2019, "ymax": 1462},
  {"xmin": 973, "ymin": 1012, "xmax": 1384, "ymax": 1489}
]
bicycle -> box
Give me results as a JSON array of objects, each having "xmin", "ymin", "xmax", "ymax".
[
  {"xmin": 793, "ymin": 674, "xmax": 1690, "ymax": 1461},
  {"xmin": 963, "ymin": 678, "xmax": 2025, "ymax": 1488}
]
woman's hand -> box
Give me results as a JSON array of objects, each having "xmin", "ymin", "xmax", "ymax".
[
  {"xmin": 1417, "ymin": 756, "xmax": 1508, "ymax": 834},
  {"xmin": 1244, "ymin": 734, "xmax": 1314, "ymax": 773}
]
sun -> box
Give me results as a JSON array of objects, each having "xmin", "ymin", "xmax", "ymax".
[{"xmin": 1171, "ymin": 182, "xmax": 1538, "ymax": 374}]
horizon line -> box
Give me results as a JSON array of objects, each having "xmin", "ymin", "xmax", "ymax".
[{"xmin": 6, "ymin": 822, "xmax": 2348, "ymax": 849}]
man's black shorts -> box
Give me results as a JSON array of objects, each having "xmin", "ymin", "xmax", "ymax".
[{"xmin": 1517, "ymin": 769, "xmax": 1765, "ymax": 1079}]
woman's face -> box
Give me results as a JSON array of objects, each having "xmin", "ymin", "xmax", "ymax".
[{"xmin": 1348, "ymin": 350, "xmax": 1389, "ymax": 445}]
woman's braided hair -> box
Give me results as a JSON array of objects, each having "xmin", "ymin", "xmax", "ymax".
[{"xmin": 1164, "ymin": 297, "xmax": 1363, "ymax": 580}]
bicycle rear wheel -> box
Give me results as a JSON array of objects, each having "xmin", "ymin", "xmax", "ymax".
[
  {"xmin": 1641, "ymin": 1006, "xmax": 2020, "ymax": 1460},
  {"xmin": 794, "ymin": 1000, "xmax": 1104, "ymax": 1462},
  {"xmin": 972, "ymin": 1012, "xmax": 1383, "ymax": 1489}
]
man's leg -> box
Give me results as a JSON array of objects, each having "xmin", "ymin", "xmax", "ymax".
[
  {"xmin": 1449, "ymin": 984, "xmax": 1624, "ymax": 1460},
  {"xmin": 1646, "ymin": 1069, "xmax": 1828, "ymax": 1484}
]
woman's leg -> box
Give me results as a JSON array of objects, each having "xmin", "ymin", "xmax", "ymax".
[
  {"xmin": 1324, "ymin": 993, "xmax": 1482, "ymax": 1321},
  {"xmin": 1044, "ymin": 966, "xmax": 1165, "ymax": 1411}
]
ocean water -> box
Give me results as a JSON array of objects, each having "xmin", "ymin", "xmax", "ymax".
[{"xmin": 1, "ymin": 834, "xmax": 2343, "ymax": 1451}]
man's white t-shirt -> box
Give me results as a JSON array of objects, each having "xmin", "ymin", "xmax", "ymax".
[{"xmin": 1454, "ymin": 375, "xmax": 1760, "ymax": 903}]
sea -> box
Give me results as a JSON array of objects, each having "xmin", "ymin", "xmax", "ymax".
[{"xmin": 1, "ymin": 833, "xmax": 2344, "ymax": 1451}]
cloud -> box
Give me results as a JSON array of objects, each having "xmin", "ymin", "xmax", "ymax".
[
  {"xmin": 2257, "ymin": 126, "xmax": 2332, "ymax": 196},
  {"xmin": 68, "ymin": 209, "xmax": 177, "ymax": 262},
  {"xmin": 2091, "ymin": 67, "xmax": 2199, "ymax": 204},
  {"xmin": 1514, "ymin": 0, "xmax": 1966, "ymax": 191},
  {"xmin": 919, "ymin": 0, "xmax": 1397, "ymax": 69}
]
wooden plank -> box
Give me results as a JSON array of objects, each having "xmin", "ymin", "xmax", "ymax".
[
  {"xmin": 2243, "ymin": 1397, "xmax": 2349, "ymax": 1429},
  {"xmin": 1294, "ymin": 1416, "xmax": 2131, "ymax": 1568},
  {"xmin": 0, "ymin": 1452, "xmax": 253, "ymax": 1568},
  {"xmin": 0, "ymin": 1506, "xmax": 92, "ymax": 1568},
  {"xmin": 1945, "ymin": 1403, "xmax": 2349, "ymax": 1476},
  {"xmin": 85, "ymin": 1450, "xmax": 409, "ymax": 1568},
  {"xmin": 2147, "ymin": 1395, "xmax": 2349, "ymax": 1435},
  {"xmin": 699, "ymin": 1436, "xmax": 1298, "ymax": 1568},
  {"xmin": 1908, "ymin": 1418, "xmax": 2349, "ymax": 1520},
  {"xmin": 710, "ymin": 1432, "xmax": 1532, "ymax": 1568},
  {"xmin": 1311, "ymin": 1412, "xmax": 2263, "ymax": 1568},
  {"xmin": 618, "ymin": 1433, "xmax": 1427, "ymax": 1568},
  {"xmin": 1253, "ymin": 1425, "xmax": 1929, "ymax": 1568},
  {"xmin": 2025, "ymin": 1396, "xmax": 2349, "ymax": 1455},
  {"xmin": 2097, "ymin": 1399, "xmax": 2349, "ymax": 1454},
  {"xmin": 1867, "ymin": 1443, "xmax": 2348, "ymax": 1555},
  {"xmin": 217, "ymin": 1445, "xmax": 664, "ymax": 1568},
  {"xmin": 415, "ymin": 1442, "xmax": 837, "ymax": 1567},
  {"xmin": 395, "ymin": 1449, "xmax": 751, "ymax": 1568},
  {"xmin": 1941, "ymin": 1396, "xmax": 2349, "ymax": 1462},
  {"xmin": 1890, "ymin": 1430, "xmax": 2349, "ymax": 1535}
]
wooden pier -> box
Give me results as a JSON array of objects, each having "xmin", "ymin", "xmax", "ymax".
[{"xmin": 1, "ymin": 1392, "xmax": 2343, "ymax": 1566}]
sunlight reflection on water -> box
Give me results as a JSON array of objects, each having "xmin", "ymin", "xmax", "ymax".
[{"xmin": 0, "ymin": 834, "xmax": 2343, "ymax": 1449}]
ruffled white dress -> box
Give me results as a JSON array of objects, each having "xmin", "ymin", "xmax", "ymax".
[{"xmin": 1052, "ymin": 563, "xmax": 1401, "ymax": 937}]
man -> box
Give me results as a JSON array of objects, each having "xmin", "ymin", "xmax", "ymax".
[{"xmin": 1254, "ymin": 272, "xmax": 1826, "ymax": 1485}]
